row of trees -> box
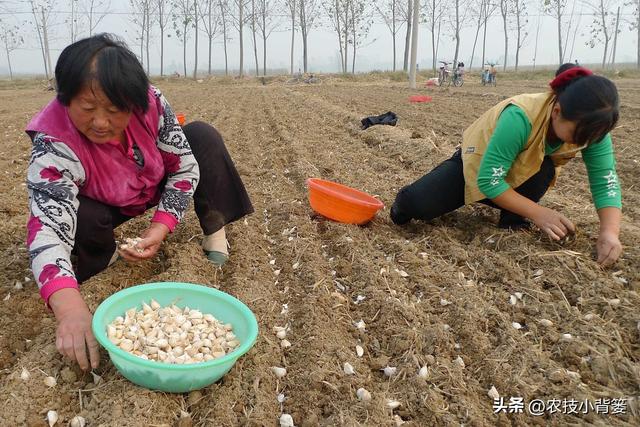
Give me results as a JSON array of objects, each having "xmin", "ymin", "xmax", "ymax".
[{"xmin": 1, "ymin": 0, "xmax": 639, "ymax": 80}]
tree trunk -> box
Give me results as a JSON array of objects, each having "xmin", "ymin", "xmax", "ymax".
[
  {"xmin": 208, "ymin": 0, "xmax": 213, "ymax": 74},
  {"xmin": 344, "ymin": 2, "xmax": 349, "ymax": 73},
  {"xmin": 392, "ymin": 0, "xmax": 396, "ymax": 71},
  {"xmin": 160, "ymin": 24, "xmax": 165, "ymax": 76},
  {"xmin": 220, "ymin": 0, "xmax": 229, "ymax": 75},
  {"xmin": 251, "ymin": 0, "xmax": 259, "ymax": 76},
  {"xmin": 408, "ymin": 0, "xmax": 419, "ymax": 88},
  {"xmin": 556, "ymin": 4, "xmax": 563, "ymax": 65},
  {"xmin": 262, "ymin": 22, "xmax": 267, "ymax": 75},
  {"xmin": 637, "ymin": 0, "xmax": 640, "ymax": 69},
  {"xmin": 334, "ymin": 3, "xmax": 344, "ymax": 73},
  {"xmin": 42, "ymin": 9, "xmax": 53, "ymax": 79},
  {"xmin": 453, "ymin": 0, "xmax": 460, "ymax": 67},
  {"xmin": 239, "ymin": 1, "xmax": 244, "ymax": 76},
  {"xmin": 183, "ymin": 21, "xmax": 188, "ymax": 77},
  {"xmin": 609, "ymin": 6, "xmax": 620, "ymax": 68},
  {"xmin": 5, "ymin": 45, "xmax": 13, "ymax": 80},
  {"xmin": 351, "ymin": 2, "xmax": 356, "ymax": 74},
  {"xmin": 515, "ymin": 6, "xmax": 520, "ymax": 71},
  {"xmin": 501, "ymin": 0, "xmax": 508, "ymax": 71},
  {"xmin": 403, "ymin": 0, "xmax": 412, "ymax": 72},
  {"xmin": 194, "ymin": 0, "xmax": 199, "ymax": 79},
  {"xmin": 300, "ymin": 5, "xmax": 308, "ymax": 73},
  {"xmin": 145, "ymin": 5, "xmax": 150, "ymax": 74},
  {"xmin": 469, "ymin": 0, "xmax": 484, "ymax": 70},
  {"xmin": 568, "ymin": 9, "xmax": 581, "ymax": 61},
  {"xmin": 431, "ymin": 20, "xmax": 436, "ymax": 74},
  {"xmin": 481, "ymin": 4, "xmax": 488, "ymax": 67},
  {"xmin": 600, "ymin": 0, "xmax": 608, "ymax": 69},
  {"xmin": 289, "ymin": 2, "xmax": 295, "ymax": 74}
]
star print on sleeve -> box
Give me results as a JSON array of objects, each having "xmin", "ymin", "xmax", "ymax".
[
  {"xmin": 604, "ymin": 170, "xmax": 618, "ymax": 196},
  {"xmin": 492, "ymin": 166, "xmax": 506, "ymax": 177}
]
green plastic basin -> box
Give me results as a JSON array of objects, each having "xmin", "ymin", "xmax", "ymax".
[{"xmin": 92, "ymin": 282, "xmax": 259, "ymax": 393}]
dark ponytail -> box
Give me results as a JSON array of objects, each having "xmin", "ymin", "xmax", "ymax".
[{"xmin": 549, "ymin": 64, "xmax": 619, "ymax": 146}]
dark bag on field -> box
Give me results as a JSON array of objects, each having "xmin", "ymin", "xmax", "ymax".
[{"xmin": 361, "ymin": 111, "xmax": 398, "ymax": 130}]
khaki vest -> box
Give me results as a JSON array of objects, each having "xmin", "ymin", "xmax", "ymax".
[{"xmin": 461, "ymin": 92, "xmax": 585, "ymax": 204}]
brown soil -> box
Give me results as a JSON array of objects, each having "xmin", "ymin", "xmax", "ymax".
[{"xmin": 0, "ymin": 75, "xmax": 638, "ymax": 426}]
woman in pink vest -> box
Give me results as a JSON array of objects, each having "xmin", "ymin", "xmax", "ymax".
[{"xmin": 25, "ymin": 34, "xmax": 253, "ymax": 370}]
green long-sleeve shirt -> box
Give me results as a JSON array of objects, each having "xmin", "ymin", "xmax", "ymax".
[{"xmin": 477, "ymin": 105, "xmax": 622, "ymax": 210}]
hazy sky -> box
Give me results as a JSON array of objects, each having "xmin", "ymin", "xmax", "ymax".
[{"xmin": 1, "ymin": 0, "xmax": 637, "ymax": 76}]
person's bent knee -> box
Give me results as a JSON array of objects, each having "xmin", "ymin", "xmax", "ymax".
[{"xmin": 182, "ymin": 121, "xmax": 226, "ymax": 154}]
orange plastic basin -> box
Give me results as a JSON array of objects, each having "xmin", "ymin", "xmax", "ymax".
[
  {"xmin": 176, "ymin": 113, "xmax": 186, "ymax": 126},
  {"xmin": 306, "ymin": 178, "xmax": 384, "ymax": 225}
]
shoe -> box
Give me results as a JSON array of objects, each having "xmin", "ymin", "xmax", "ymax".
[
  {"xmin": 203, "ymin": 249, "xmax": 229, "ymax": 267},
  {"xmin": 390, "ymin": 204, "xmax": 411, "ymax": 225}
]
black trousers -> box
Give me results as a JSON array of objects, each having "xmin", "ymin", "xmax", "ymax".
[
  {"xmin": 390, "ymin": 148, "xmax": 556, "ymax": 225},
  {"xmin": 72, "ymin": 121, "xmax": 254, "ymax": 282}
]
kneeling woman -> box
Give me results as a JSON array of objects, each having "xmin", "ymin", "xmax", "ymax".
[
  {"xmin": 25, "ymin": 34, "xmax": 253, "ymax": 370},
  {"xmin": 391, "ymin": 64, "xmax": 622, "ymax": 267}
]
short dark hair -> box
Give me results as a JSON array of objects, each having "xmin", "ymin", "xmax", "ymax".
[
  {"xmin": 55, "ymin": 33, "xmax": 149, "ymax": 112},
  {"xmin": 552, "ymin": 64, "xmax": 619, "ymax": 146}
]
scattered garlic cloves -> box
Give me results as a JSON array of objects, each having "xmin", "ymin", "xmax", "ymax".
[
  {"xmin": 46, "ymin": 410, "xmax": 58, "ymax": 427},
  {"xmin": 280, "ymin": 339, "xmax": 291, "ymax": 349},
  {"xmin": 20, "ymin": 367, "xmax": 30, "ymax": 381},
  {"xmin": 382, "ymin": 366, "xmax": 397, "ymax": 377},
  {"xmin": 418, "ymin": 366, "xmax": 428, "ymax": 379},
  {"xmin": 538, "ymin": 319, "xmax": 553, "ymax": 327},
  {"xmin": 271, "ymin": 366, "xmax": 287, "ymax": 378},
  {"xmin": 356, "ymin": 387, "xmax": 372, "ymax": 401},
  {"xmin": 386, "ymin": 399, "xmax": 402, "ymax": 409},
  {"xmin": 279, "ymin": 413, "xmax": 294, "ymax": 427},
  {"xmin": 488, "ymin": 386, "xmax": 500, "ymax": 400},
  {"xmin": 343, "ymin": 362, "xmax": 355, "ymax": 375},
  {"xmin": 69, "ymin": 416, "xmax": 86, "ymax": 427}
]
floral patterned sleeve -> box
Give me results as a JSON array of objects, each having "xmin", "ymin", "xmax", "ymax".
[
  {"xmin": 26, "ymin": 133, "xmax": 85, "ymax": 304},
  {"xmin": 150, "ymin": 87, "xmax": 200, "ymax": 232}
]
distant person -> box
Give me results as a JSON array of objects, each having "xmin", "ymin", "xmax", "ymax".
[
  {"xmin": 489, "ymin": 64, "xmax": 497, "ymax": 83},
  {"xmin": 391, "ymin": 64, "xmax": 622, "ymax": 267},
  {"xmin": 25, "ymin": 34, "xmax": 253, "ymax": 370}
]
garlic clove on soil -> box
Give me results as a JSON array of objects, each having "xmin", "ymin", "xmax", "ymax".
[
  {"xmin": 271, "ymin": 366, "xmax": 287, "ymax": 378},
  {"xmin": 69, "ymin": 416, "xmax": 86, "ymax": 427},
  {"xmin": 393, "ymin": 415, "xmax": 406, "ymax": 426},
  {"xmin": 356, "ymin": 387, "xmax": 372, "ymax": 402},
  {"xmin": 538, "ymin": 319, "xmax": 553, "ymax": 327},
  {"xmin": 343, "ymin": 362, "xmax": 355, "ymax": 375},
  {"xmin": 386, "ymin": 399, "xmax": 402, "ymax": 409},
  {"xmin": 454, "ymin": 356, "xmax": 465, "ymax": 369},
  {"xmin": 355, "ymin": 345, "xmax": 364, "ymax": 357},
  {"xmin": 382, "ymin": 366, "xmax": 397, "ymax": 377},
  {"xmin": 418, "ymin": 366, "xmax": 428, "ymax": 379},
  {"xmin": 44, "ymin": 376, "xmax": 57, "ymax": 387},
  {"xmin": 279, "ymin": 413, "xmax": 294, "ymax": 427},
  {"xmin": 488, "ymin": 386, "xmax": 500, "ymax": 400},
  {"xmin": 46, "ymin": 410, "xmax": 58, "ymax": 427},
  {"xmin": 20, "ymin": 367, "xmax": 30, "ymax": 381},
  {"xmin": 561, "ymin": 333, "xmax": 573, "ymax": 342},
  {"xmin": 354, "ymin": 320, "xmax": 366, "ymax": 331},
  {"xmin": 512, "ymin": 322, "xmax": 522, "ymax": 330},
  {"xmin": 280, "ymin": 339, "xmax": 292, "ymax": 349}
]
